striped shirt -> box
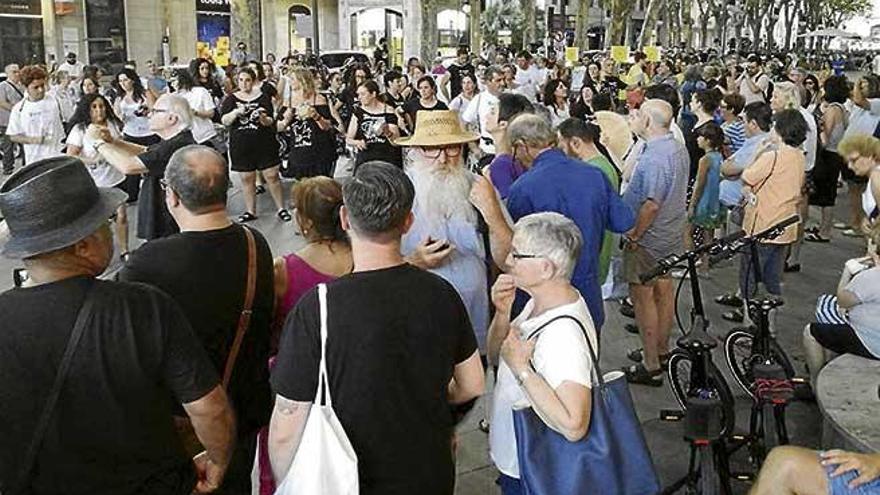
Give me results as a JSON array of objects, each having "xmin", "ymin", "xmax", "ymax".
[{"xmin": 722, "ymin": 120, "xmax": 746, "ymax": 155}]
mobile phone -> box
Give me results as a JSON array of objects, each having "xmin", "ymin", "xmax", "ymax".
[{"xmin": 13, "ymin": 268, "xmax": 28, "ymax": 288}]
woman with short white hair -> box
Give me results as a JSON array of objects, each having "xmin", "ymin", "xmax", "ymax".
[{"xmin": 487, "ymin": 211, "xmax": 597, "ymax": 494}]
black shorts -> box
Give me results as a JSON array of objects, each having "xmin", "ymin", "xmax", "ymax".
[
  {"xmin": 229, "ymin": 133, "xmax": 281, "ymax": 172},
  {"xmin": 810, "ymin": 323, "xmax": 877, "ymax": 359}
]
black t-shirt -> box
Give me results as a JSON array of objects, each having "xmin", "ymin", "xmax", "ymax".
[
  {"xmin": 271, "ymin": 264, "xmax": 478, "ymax": 495},
  {"xmin": 446, "ymin": 62, "xmax": 476, "ymax": 100},
  {"xmin": 403, "ymin": 98, "xmax": 448, "ymax": 130},
  {"xmin": 0, "ymin": 277, "xmax": 218, "ymax": 495},
  {"xmin": 600, "ymin": 76, "xmax": 624, "ymax": 99},
  {"xmin": 136, "ymin": 130, "xmax": 195, "ymax": 240},
  {"xmin": 118, "ymin": 224, "xmax": 274, "ymax": 435}
]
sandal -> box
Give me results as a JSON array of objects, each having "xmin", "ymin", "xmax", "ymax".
[
  {"xmin": 625, "ymin": 323, "xmax": 640, "ymax": 335},
  {"xmin": 714, "ymin": 293, "xmax": 743, "ymax": 308},
  {"xmin": 626, "ymin": 349, "xmax": 671, "ymax": 369},
  {"xmin": 841, "ymin": 229, "xmax": 863, "ymax": 238},
  {"xmin": 255, "ymin": 184, "xmax": 266, "ymax": 195},
  {"xmin": 277, "ymin": 208, "xmax": 292, "ymax": 222},
  {"xmin": 722, "ymin": 308, "xmax": 744, "ymax": 323},
  {"xmin": 805, "ymin": 226, "xmax": 820, "ymax": 235},
  {"xmin": 623, "ymin": 364, "xmax": 664, "ymax": 387},
  {"xmin": 237, "ymin": 212, "xmax": 257, "ymax": 223},
  {"xmin": 805, "ymin": 232, "xmax": 830, "ymax": 243}
]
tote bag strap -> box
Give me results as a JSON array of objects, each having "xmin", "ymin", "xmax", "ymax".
[
  {"xmin": 14, "ymin": 284, "xmax": 98, "ymax": 494},
  {"xmin": 314, "ymin": 283, "xmax": 333, "ymax": 407},
  {"xmin": 524, "ymin": 314, "xmax": 606, "ymax": 389}
]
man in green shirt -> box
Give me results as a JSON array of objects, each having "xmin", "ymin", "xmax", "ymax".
[{"xmin": 557, "ymin": 117, "xmax": 622, "ymax": 283}]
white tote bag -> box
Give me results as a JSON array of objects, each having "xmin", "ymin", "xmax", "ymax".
[{"xmin": 274, "ymin": 284, "xmax": 359, "ymax": 495}]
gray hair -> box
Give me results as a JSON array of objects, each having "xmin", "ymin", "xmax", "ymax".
[
  {"xmin": 507, "ymin": 113, "xmax": 554, "ymax": 148},
  {"xmin": 165, "ymin": 145, "xmax": 229, "ymax": 213},
  {"xmin": 342, "ymin": 161, "xmax": 414, "ymax": 237},
  {"xmin": 483, "ymin": 65, "xmax": 503, "ymax": 83},
  {"xmin": 773, "ymin": 81, "xmax": 801, "ymax": 109},
  {"xmin": 157, "ymin": 94, "xmax": 193, "ymax": 130},
  {"xmin": 513, "ymin": 212, "xmax": 583, "ymax": 280}
]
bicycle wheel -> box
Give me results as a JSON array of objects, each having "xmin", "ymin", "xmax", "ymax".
[
  {"xmin": 667, "ymin": 351, "xmax": 737, "ymax": 437},
  {"xmin": 698, "ymin": 443, "xmax": 721, "ymax": 495},
  {"xmin": 724, "ymin": 329, "xmax": 796, "ymax": 399}
]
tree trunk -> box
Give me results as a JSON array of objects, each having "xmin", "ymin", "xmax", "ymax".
[
  {"xmin": 638, "ymin": 0, "xmax": 663, "ymax": 47},
  {"xmin": 607, "ymin": 0, "xmax": 635, "ymax": 47},
  {"xmin": 680, "ymin": 0, "xmax": 694, "ymax": 48},
  {"xmin": 522, "ymin": 0, "xmax": 536, "ymax": 49},
  {"xmin": 420, "ymin": 0, "xmax": 438, "ymax": 64},
  {"xmin": 576, "ymin": 0, "xmax": 591, "ymax": 51},
  {"xmin": 230, "ymin": 0, "xmax": 262, "ymax": 61},
  {"xmin": 470, "ymin": 0, "xmax": 482, "ymax": 55}
]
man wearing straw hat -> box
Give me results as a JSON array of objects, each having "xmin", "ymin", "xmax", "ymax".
[
  {"xmin": 0, "ymin": 156, "xmax": 235, "ymax": 494},
  {"xmin": 396, "ymin": 110, "xmax": 493, "ymax": 357}
]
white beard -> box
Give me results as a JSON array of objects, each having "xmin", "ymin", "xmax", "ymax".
[{"xmin": 409, "ymin": 159, "xmax": 478, "ymax": 230}]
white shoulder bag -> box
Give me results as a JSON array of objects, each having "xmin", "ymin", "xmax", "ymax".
[{"xmin": 274, "ymin": 283, "xmax": 359, "ymax": 495}]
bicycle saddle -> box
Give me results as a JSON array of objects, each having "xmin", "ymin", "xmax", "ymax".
[
  {"xmin": 746, "ymin": 295, "xmax": 785, "ymax": 312},
  {"xmin": 677, "ymin": 329, "xmax": 718, "ymax": 351}
]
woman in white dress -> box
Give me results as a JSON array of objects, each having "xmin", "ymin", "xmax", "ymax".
[{"xmin": 66, "ymin": 93, "xmax": 130, "ymax": 259}]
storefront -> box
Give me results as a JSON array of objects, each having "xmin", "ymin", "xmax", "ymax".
[
  {"xmin": 196, "ymin": 0, "xmax": 231, "ymax": 66},
  {"xmin": 84, "ymin": 0, "xmax": 127, "ymax": 73},
  {"xmin": 0, "ymin": 0, "xmax": 44, "ymax": 69}
]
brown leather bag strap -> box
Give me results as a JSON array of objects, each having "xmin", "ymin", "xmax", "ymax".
[{"xmin": 222, "ymin": 225, "xmax": 257, "ymax": 389}]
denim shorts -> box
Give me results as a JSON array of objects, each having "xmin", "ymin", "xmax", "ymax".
[{"xmin": 824, "ymin": 454, "xmax": 880, "ymax": 495}]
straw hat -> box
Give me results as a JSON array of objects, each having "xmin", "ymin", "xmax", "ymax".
[
  {"xmin": 393, "ymin": 110, "xmax": 479, "ymax": 147},
  {"xmin": 594, "ymin": 110, "xmax": 633, "ymax": 164}
]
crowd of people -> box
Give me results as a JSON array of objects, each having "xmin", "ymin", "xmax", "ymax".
[{"xmin": 1, "ymin": 41, "xmax": 880, "ymax": 494}]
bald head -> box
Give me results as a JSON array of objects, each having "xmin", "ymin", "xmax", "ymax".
[
  {"xmin": 165, "ymin": 145, "xmax": 229, "ymax": 214},
  {"xmin": 642, "ymin": 99, "xmax": 673, "ymax": 131}
]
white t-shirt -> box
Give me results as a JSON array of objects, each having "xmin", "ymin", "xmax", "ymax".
[
  {"xmin": 739, "ymin": 73, "xmax": 770, "ymax": 105},
  {"xmin": 489, "ymin": 296, "xmax": 597, "ymax": 479},
  {"xmin": 513, "ymin": 65, "xmax": 542, "ymax": 102},
  {"xmin": 462, "ymin": 91, "xmax": 499, "ymax": 154},
  {"xmin": 845, "ymin": 267, "xmax": 880, "ymax": 358},
  {"xmin": 799, "ymin": 106, "xmax": 818, "ymax": 172},
  {"xmin": 57, "ymin": 61, "xmax": 85, "ymax": 78},
  {"xmin": 66, "ymin": 122, "xmax": 125, "ymax": 188},
  {"xmin": 6, "ymin": 97, "xmax": 66, "ymax": 165},
  {"xmin": 178, "ymin": 87, "xmax": 217, "ymax": 144}
]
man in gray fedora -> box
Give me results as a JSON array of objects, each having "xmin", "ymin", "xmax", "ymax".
[{"xmin": 0, "ymin": 156, "xmax": 236, "ymax": 495}]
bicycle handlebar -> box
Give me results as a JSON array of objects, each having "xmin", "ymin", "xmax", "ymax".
[{"xmin": 641, "ymin": 215, "xmax": 799, "ymax": 283}]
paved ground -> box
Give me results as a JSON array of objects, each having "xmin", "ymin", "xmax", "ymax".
[{"xmin": 0, "ymin": 167, "xmax": 867, "ymax": 494}]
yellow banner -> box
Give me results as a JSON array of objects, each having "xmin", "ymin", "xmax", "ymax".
[
  {"xmin": 644, "ymin": 46, "xmax": 661, "ymax": 62},
  {"xmin": 565, "ymin": 47, "xmax": 579, "ymax": 63},
  {"xmin": 611, "ymin": 45, "xmax": 629, "ymax": 63}
]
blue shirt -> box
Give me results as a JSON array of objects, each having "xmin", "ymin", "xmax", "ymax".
[
  {"xmin": 622, "ymin": 133, "xmax": 689, "ymax": 260},
  {"xmin": 719, "ymin": 132, "xmax": 768, "ymax": 207},
  {"xmin": 507, "ymin": 149, "xmax": 635, "ymax": 328}
]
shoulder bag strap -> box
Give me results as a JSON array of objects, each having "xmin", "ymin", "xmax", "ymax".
[
  {"xmin": 14, "ymin": 285, "xmax": 98, "ymax": 494},
  {"xmin": 315, "ymin": 283, "xmax": 332, "ymax": 406},
  {"xmin": 524, "ymin": 314, "xmax": 605, "ymax": 389},
  {"xmin": 221, "ymin": 225, "xmax": 257, "ymax": 389}
]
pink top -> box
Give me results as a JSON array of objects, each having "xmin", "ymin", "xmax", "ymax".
[{"xmin": 273, "ymin": 253, "xmax": 338, "ymax": 344}]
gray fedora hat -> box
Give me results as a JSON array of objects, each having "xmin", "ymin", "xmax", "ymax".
[{"xmin": 0, "ymin": 156, "xmax": 127, "ymax": 259}]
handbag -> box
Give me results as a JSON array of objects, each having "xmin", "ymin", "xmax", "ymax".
[
  {"xmin": 11, "ymin": 286, "xmax": 98, "ymax": 495},
  {"xmin": 513, "ymin": 315, "xmax": 660, "ymax": 495},
  {"xmin": 174, "ymin": 225, "xmax": 257, "ymax": 455},
  {"xmin": 274, "ymin": 283, "xmax": 359, "ymax": 495}
]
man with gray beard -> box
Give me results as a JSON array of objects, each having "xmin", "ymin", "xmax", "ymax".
[{"xmin": 397, "ymin": 110, "xmax": 491, "ymax": 356}]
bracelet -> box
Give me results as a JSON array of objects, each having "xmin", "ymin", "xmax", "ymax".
[{"xmin": 516, "ymin": 369, "xmax": 532, "ymax": 387}]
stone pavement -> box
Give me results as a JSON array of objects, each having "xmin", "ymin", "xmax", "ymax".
[{"xmin": 0, "ymin": 173, "xmax": 867, "ymax": 494}]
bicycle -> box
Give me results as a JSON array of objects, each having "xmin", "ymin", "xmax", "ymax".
[{"xmin": 641, "ymin": 238, "xmax": 739, "ymax": 495}]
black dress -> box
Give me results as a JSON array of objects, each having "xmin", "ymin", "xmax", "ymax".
[
  {"xmin": 352, "ymin": 106, "xmax": 402, "ymax": 170},
  {"xmin": 403, "ymin": 99, "xmax": 448, "ymax": 131},
  {"xmin": 220, "ymin": 92, "xmax": 280, "ymax": 172},
  {"xmin": 279, "ymin": 99, "xmax": 338, "ymax": 179}
]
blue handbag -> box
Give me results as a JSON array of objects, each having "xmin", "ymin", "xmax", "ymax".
[{"xmin": 513, "ymin": 315, "xmax": 661, "ymax": 495}]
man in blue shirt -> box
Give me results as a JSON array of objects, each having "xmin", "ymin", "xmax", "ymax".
[
  {"xmin": 720, "ymin": 102, "xmax": 772, "ymax": 221},
  {"xmin": 621, "ymin": 99, "xmax": 689, "ymax": 386},
  {"xmin": 469, "ymin": 113, "xmax": 635, "ymax": 330}
]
